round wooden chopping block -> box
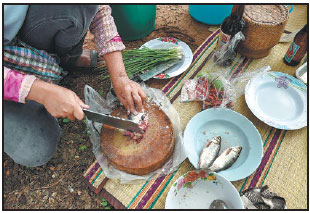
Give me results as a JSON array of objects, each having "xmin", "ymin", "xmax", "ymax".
[{"xmin": 100, "ymin": 103, "xmax": 175, "ymax": 176}]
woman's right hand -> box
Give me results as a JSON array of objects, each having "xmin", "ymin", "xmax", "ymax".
[{"xmin": 26, "ymin": 79, "xmax": 89, "ymax": 120}]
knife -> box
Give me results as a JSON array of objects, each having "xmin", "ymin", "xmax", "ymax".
[
  {"xmin": 110, "ymin": 59, "xmax": 181, "ymax": 97},
  {"xmin": 132, "ymin": 59, "xmax": 181, "ymax": 82},
  {"xmin": 279, "ymin": 30, "xmax": 299, "ymax": 43},
  {"xmin": 83, "ymin": 109, "xmax": 144, "ymax": 134}
]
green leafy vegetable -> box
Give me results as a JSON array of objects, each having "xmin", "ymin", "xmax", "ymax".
[{"xmin": 96, "ymin": 47, "xmax": 184, "ymax": 80}]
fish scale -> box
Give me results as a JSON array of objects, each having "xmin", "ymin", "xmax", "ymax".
[
  {"xmin": 208, "ymin": 146, "xmax": 242, "ymax": 172},
  {"xmin": 198, "ymin": 136, "xmax": 221, "ymax": 169}
]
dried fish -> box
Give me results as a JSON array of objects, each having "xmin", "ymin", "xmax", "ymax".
[
  {"xmin": 241, "ymin": 186, "xmax": 287, "ymax": 209},
  {"xmin": 208, "ymin": 146, "xmax": 242, "ymax": 172},
  {"xmin": 198, "ymin": 136, "xmax": 221, "ymax": 169}
]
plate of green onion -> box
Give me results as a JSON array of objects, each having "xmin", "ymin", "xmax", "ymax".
[
  {"xmin": 141, "ymin": 37, "xmax": 193, "ymax": 79},
  {"xmin": 96, "ymin": 37, "xmax": 193, "ymax": 80}
]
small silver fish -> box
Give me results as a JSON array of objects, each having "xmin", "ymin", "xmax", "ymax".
[
  {"xmin": 208, "ymin": 146, "xmax": 242, "ymax": 172},
  {"xmin": 198, "ymin": 136, "xmax": 221, "ymax": 169},
  {"xmin": 209, "ymin": 199, "xmax": 228, "ymax": 209}
]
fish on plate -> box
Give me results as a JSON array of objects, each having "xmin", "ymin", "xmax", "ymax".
[
  {"xmin": 198, "ymin": 136, "xmax": 221, "ymax": 169},
  {"xmin": 208, "ymin": 146, "xmax": 242, "ymax": 172}
]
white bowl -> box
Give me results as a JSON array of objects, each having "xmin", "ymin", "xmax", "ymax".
[
  {"xmin": 165, "ymin": 170, "xmax": 244, "ymax": 209},
  {"xmin": 183, "ymin": 108, "xmax": 263, "ymax": 181}
]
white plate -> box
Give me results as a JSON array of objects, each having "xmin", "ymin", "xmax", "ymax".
[
  {"xmin": 183, "ymin": 108, "xmax": 263, "ymax": 182},
  {"xmin": 141, "ymin": 37, "xmax": 193, "ymax": 79},
  {"xmin": 245, "ymin": 71, "xmax": 307, "ymax": 130},
  {"xmin": 165, "ymin": 171, "xmax": 244, "ymax": 209}
]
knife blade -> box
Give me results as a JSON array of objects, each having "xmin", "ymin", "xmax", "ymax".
[
  {"xmin": 279, "ymin": 30, "xmax": 298, "ymax": 43},
  {"xmin": 83, "ymin": 109, "xmax": 144, "ymax": 134},
  {"xmin": 133, "ymin": 59, "xmax": 181, "ymax": 82}
]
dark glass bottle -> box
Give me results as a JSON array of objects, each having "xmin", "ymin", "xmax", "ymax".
[
  {"xmin": 215, "ymin": 5, "xmax": 245, "ymax": 66},
  {"xmin": 284, "ymin": 24, "xmax": 308, "ymax": 66},
  {"xmin": 221, "ymin": 5, "xmax": 245, "ymax": 37}
]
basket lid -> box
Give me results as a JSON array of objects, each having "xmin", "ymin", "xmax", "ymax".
[{"xmin": 243, "ymin": 5, "xmax": 289, "ymax": 25}]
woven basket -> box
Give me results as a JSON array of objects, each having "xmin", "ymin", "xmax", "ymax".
[{"xmin": 238, "ymin": 5, "xmax": 289, "ymax": 59}]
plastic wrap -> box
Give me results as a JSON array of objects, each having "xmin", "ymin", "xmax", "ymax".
[
  {"xmin": 84, "ymin": 84, "xmax": 186, "ymax": 184},
  {"xmin": 181, "ymin": 72, "xmax": 235, "ymax": 109},
  {"xmin": 181, "ymin": 66, "xmax": 272, "ymax": 110},
  {"xmin": 214, "ymin": 31, "xmax": 245, "ymax": 67},
  {"xmin": 230, "ymin": 65, "xmax": 272, "ymax": 99}
]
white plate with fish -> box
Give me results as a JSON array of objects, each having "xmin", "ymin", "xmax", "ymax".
[
  {"xmin": 141, "ymin": 37, "xmax": 193, "ymax": 79},
  {"xmin": 165, "ymin": 171, "xmax": 244, "ymax": 209},
  {"xmin": 245, "ymin": 71, "xmax": 307, "ymax": 130},
  {"xmin": 183, "ymin": 108, "xmax": 263, "ymax": 181}
]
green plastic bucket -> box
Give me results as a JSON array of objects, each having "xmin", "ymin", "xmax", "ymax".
[{"xmin": 110, "ymin": 5, "xmax": 156, "ymax": 41}]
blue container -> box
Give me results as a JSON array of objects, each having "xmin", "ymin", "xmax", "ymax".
[{"xmin": 189, "ymin": 5, "xmax": 234, "ymax": 25}]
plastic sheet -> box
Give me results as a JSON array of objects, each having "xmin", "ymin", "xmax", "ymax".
[{"xmin": 84, "ymin": 84, "xmax": 186, "ymax": 184}]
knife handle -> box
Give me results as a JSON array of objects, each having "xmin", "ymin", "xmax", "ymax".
[
  {"xmin": 110, "ymin": 87, "xmax": 117, "ymax": 97},
  {"xmin": 131, "ymin": 75, "xmax": 143, "ymax": 83}
]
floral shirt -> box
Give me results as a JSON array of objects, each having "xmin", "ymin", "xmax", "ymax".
[{"xmin": 4, "ymin": 5, "xmax": 125, "ymax": 103}]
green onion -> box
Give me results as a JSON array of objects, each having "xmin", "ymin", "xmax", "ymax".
[{"xmin": 95, "ymin": 47, "xmax": 184, "ymax": 80}]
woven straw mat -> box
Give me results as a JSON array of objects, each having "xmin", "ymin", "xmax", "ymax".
[{"xmin": 83, "ymin": 4, "xmax": 307, "ymax": 209}]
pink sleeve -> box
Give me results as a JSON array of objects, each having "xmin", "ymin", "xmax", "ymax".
[
  {"xmin": 4, "ymin": 67, "xmax": 36, "ymax": 103},
  {"xmin": 89, "ymin": 5, "xmax": 125, "ymax": 57}
]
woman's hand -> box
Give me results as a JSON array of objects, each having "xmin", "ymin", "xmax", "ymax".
[
  {"xmin": 104, "ymin": 51, "xmax": 146, "ymax": 114},
  {"xmin": 112, "ymin": 76, "xmax": 146, "ymax": 114},
  {"xmin": 26, "ymin": 79, "xmax": 89, "ymax": 120}
]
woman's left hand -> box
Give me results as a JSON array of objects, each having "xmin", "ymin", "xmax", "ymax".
[
  {"xmin": 103, "ymin": 51, "xmax": 146, "ymax": 115},
  {"xmin": 112, "ymin": 75, "xmax": 146, "ymax": 114}
]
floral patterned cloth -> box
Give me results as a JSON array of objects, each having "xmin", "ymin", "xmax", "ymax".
[{"xmin": 4, "ymin": 5, "xmax": 125, "ymax": 103}]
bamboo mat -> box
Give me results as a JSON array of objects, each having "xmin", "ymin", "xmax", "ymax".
[{"xmin": 82, "ymin": 5, "xmax": 308, "ymax": 209}]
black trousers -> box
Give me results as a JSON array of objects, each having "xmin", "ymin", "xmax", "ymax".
[
  {"xmin": 4, "ymin": 5, "xmax": 98, "ymax": 167},
  {"xmin": 18, "ymin": 5, "xmax": 98, "ymax": 68}
]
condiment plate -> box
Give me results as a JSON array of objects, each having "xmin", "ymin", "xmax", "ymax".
[
  {"xmin": 183, "ymin": 108, "xmax": 263, "ymax": 181},
  {"xmin": 165, "ymin": 170, "xmax": 244, "ymax": 209},
  {"xmin": 141, "ymin": 37, "xmax": 193, "ymax": 79},
  {"xmin": 245, "ymin": 71, "xmax": 307, "ymax": 130}
]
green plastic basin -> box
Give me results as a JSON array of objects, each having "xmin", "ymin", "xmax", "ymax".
[{"xmin": 110, "ymin": 5, "xmax": 156, "ymax": 41}]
